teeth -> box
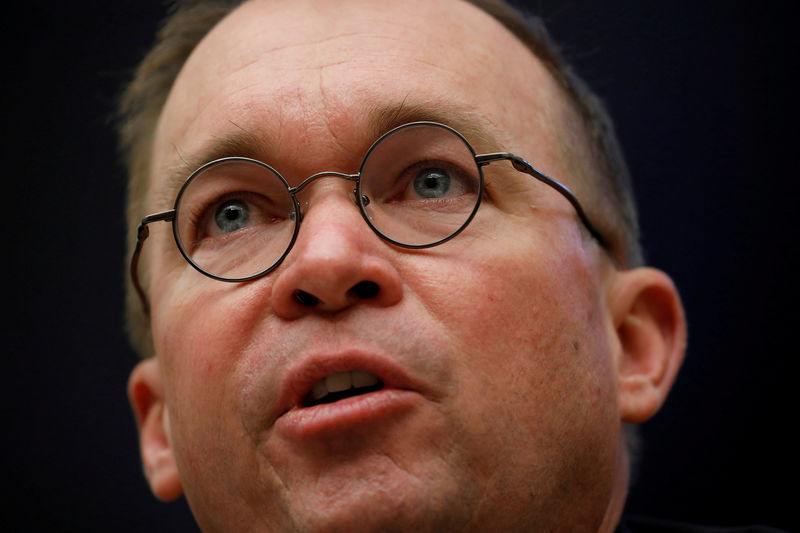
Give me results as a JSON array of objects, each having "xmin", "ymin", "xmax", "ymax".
[
  {"xmin": 325, "ymin": 371, "xmax": 352, "ymax": 392},
  {"xmin": 352, "ymin": 370, "xmax": 379, "ymax": 388},
  {"xmin": 310, "ymin": 380, "xmax": 328, "ymax": 401},
  {"xmin": 308, "ymin": 370, "xmax": 380, "ymax": 403}
]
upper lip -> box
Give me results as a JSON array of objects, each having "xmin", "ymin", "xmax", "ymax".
[{"xmin": 275, "ymin": 349, "xmax": 417, "ymax": 418}]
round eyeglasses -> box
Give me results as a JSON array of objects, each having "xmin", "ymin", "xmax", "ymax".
[{"xmin": 131, "ymin": 121, "xmax": 605, "ymax": 312}]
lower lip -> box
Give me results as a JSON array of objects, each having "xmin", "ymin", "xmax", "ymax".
[{"xmin": 275, "ymin": 388, "xmax": 422, "ymax": 440}]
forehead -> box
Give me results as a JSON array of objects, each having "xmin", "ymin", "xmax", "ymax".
[{"xmin": 150, "ymin": 0, "xmax": 574, "ymax": 203}]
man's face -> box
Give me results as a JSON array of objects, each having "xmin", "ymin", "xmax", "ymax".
[{"xmin": 142, "ymin": 0, "xmax": 625, "ymax": 530}]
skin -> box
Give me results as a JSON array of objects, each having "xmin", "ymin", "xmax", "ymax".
[{"xmin": 128, "ymin": 0, "xmax": 687, "ymax": 531}]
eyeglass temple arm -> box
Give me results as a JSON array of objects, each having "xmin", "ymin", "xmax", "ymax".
[
  {"xmin": 130, "ymin": 210, "xmax": 175, "ymax": 316},
  {"xmin": 476, "ymin": 153, "xmax": 606, "ymax": 248}
]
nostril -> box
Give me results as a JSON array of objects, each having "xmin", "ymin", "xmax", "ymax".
[
  {"xmin": 294, "ymin": 290, "xmax": 320, "ymax": 306},
  {"xmin": 350, "ymin": 280, "xmax": 379, "ymax": 299}
]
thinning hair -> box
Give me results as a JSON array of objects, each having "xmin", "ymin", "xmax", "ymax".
[{"xmin": 117, "ymin": 0, "xmax": 642, "ymax": 358}]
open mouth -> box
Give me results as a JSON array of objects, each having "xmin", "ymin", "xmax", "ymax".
[{"xmin": 303, "ymin": 370, "xmax": 385, "ymax": 407}]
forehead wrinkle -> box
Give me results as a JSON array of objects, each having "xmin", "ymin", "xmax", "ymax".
[
  {"xmin": 219, "ymin": 30, "xmax": 371, "ymax": 84},
  {"xmin": 153, "ymin": 0, "xmax": 550, "ymax": 206},
  {"xmin": 155, "ymin": 100, "xmax": 510, "ymax": 213}
]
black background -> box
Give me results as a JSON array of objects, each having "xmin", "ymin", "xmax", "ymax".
[{"xmin": 5, "ymin": 1, "xmax": 797, "ymax": 531}]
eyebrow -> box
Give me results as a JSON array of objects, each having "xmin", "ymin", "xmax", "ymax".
[
  {"xmin": 158, "ymin": 126, "xmax": 269, "ymax": 210},
  {"xmin": 156, "ymin": 101, "xmax": 505, "ymax": 210},
  {"xmin": 365, "ymin": 100, "xmax": 503, "ymax": 150}
]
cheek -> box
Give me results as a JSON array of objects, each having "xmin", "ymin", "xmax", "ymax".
[
  {"xmin": 154, "ymin": 288, "xmax": 238, "ymax": 377},
  {"xmin": 410, "ymin": 229, "xmax": 618, "ymax": 450},
  {"xmin": 150, "ymin": 280, "xmax": 274, "ymax": 501},
  {"xmin": 149, "ymin": 267, "xmax": 262, "ymax": 442},
  {"xmin": 150, "ymin": 258, "xmax": 269, "ymax": 369},
  {"xmin": 408, "ymin": 229, "xmax": 599, "ymax": 354}
]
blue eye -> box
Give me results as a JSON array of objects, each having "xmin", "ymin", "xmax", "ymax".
[
  {"xmin": 413, "ymin": 168, "xmax": 451, "ymax": 198},
  {"xmin": 215, "ymin": 200, "xmax": 250, "ymax": 232}
]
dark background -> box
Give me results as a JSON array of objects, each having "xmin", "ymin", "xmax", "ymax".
[{"xmin": 5, "ymin": 1, "xmax": 796, "ymax": 531}]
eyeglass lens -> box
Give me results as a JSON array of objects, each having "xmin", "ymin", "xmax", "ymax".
[{"xmin": 173, "ymin": 123, "xmax": 482, "ymax": 280}]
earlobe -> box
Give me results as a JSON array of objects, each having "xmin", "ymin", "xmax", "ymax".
[
  {"xmin": 610, "ymin": 267, "xmax": 687, "ymax": 423},
  {"xmin": 128, "ymin": 358, "xmax": 183, "ymax": 501}
]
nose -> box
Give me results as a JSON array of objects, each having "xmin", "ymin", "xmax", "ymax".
[{"xmin": 269, "ymin": 184, "xmax": 403, "ymax": 319}]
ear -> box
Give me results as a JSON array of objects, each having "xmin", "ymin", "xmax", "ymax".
[
  {"xmin": 609, "ymin": 267, "xmax": 687, "ymax": 423},
  {"xmin": 128, "ymin": 358, "xmax": 183, "ymax": 501}
]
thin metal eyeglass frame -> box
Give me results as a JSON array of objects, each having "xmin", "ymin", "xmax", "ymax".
[{"xmin": 130, "ymin": 121, "xmax": 606, "ymax": 314}]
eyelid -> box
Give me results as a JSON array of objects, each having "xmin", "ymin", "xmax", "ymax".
[
  {"xmin": 187, "ymin": 190, "xmax": 274, "ymax": 240},
  {"xmin": 384, "ymin": 159, "xmax": 476, "ymax": 201}
]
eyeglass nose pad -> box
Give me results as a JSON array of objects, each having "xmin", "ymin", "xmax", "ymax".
[
  {"xmin": 293, "ymin": 200, "xmax": 309, "ymax": 222},
  {"xmin": 353, "ymin": 188, "xmax": 370, "ymax": 207}
]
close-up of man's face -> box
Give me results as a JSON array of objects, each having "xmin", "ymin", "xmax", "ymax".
[{"xmin": 127, "ymin": 0, "xmax": 686, "ymax": 531}]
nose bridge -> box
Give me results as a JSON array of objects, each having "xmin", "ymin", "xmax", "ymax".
[
  {"xmin": 289, "ymin": 171, "xmax": 364, "ymax": 230},
  {"xmin": 290, "ymin": 170, "xmax": 359, "ymax": 196},
  {"xmin": 289, "ymin": 169, "xmax": 371, "ymax": 248},
  {"xmin": 269, "ymin": 169, "xmax": 403, "ymax": 318}
]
